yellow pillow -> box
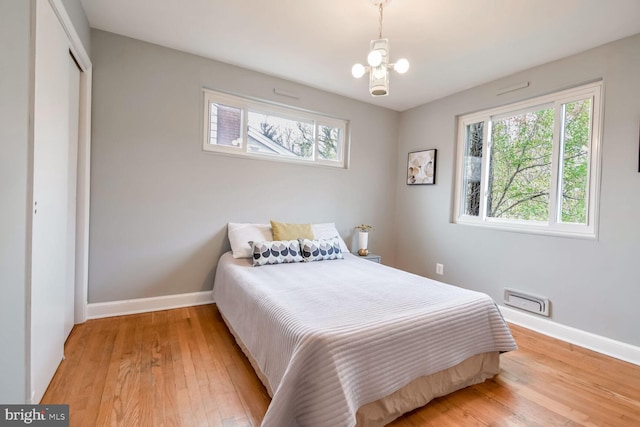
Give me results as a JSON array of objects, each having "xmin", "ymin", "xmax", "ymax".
[{"xmin": 270, "ymin": 220, "xmax": 314, "ymax": 241}]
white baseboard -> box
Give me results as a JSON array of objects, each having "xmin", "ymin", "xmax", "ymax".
[
  {"xmin": 86, "ymin": 291, "xmax": 214, "ymax": 319},
  {"xmin": 85, "ymin": 297, "xmax": 639, "ymax": 365},
  {"xmin": 499, "ymin": 305, "xmax": 640, "ymax": 366}
]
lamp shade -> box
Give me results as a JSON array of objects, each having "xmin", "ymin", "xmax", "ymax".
[{"xmin": 369, "ymin": 64, "xmax": 389, "ymax": 96}]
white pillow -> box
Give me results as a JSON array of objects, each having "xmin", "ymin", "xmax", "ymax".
[
  {"xmin": 311, "ymin": 223, "xmax": 349, "ymax": 253},
  {"xmin": 228, "ymin": 222, "xmax": 272, "ymax": 258}
]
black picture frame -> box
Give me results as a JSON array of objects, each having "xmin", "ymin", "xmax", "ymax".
[{"xmin": 407, "ymin": 149, "xmax": 437, "ymax": 185}]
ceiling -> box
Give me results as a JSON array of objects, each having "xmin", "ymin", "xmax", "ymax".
[{"xmin": 80, "ymin": 0, "xmax": 640, "ymax": 112}]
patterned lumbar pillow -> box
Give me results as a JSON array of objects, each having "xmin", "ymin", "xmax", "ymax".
[
  {"xmin": 298, "ymin": 237, "xmax": 344, "ymax": 262},
  {"xmin": 251, "ymin": 240, "xmax": 303, "ymax": 266}
]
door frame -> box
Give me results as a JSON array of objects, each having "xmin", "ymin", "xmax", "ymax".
[{"xmin": 49, "ymin": 0, "xmax": 92, "ymax": 325}]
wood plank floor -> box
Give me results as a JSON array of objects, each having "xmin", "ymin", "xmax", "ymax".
[{"xmin": 42, "ymin": 304, "xmax": 640, "ymax": 426}]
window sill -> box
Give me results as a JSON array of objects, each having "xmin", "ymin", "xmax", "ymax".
[{"xmin": 454, "ymin": 218, "xmax": 597, "ymax": 240}]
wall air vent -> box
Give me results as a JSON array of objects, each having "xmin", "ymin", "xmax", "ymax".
[{"xmin": 504, "ymin": 288, "xmax": 550, "ymax": 317}]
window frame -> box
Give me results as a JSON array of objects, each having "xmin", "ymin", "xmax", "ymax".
[
  {"xmin": 453, "ymin": 81, "xmax": 603, "ymax": 239},
  {"xmin": 202, "ymin": 89, "xmax": 349, "ymax": 169}
]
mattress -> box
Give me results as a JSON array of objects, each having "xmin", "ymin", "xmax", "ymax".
[{"xmin": 213, "ymin": 252, "xmax": 517, "ymax": 426}]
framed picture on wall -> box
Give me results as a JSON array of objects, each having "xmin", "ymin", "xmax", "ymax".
[{"xmin": 407, "ymin": 149, "xmax": 437, "ymax": 185}]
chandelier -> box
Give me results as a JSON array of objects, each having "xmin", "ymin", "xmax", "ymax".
[{"xmin": 351, "ymin": 0, "xmax": 409, "ymax": 97}]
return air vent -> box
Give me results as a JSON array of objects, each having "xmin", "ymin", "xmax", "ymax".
[{"xmin": 504, "ymin": 288, "xmax": 550, "ymax": 317}]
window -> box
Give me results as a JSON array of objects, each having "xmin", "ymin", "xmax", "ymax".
[
  {"xmin": 454, "ymin": 82, "xmax": 602, "ymax": 238},
  {"xmin": 203, "ymin": 89, "xmax": 349, "ymax": 168}
]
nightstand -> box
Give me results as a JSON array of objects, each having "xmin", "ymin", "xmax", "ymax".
[{"xmin": 355, "ymin": 253, "xmax": 381, "ymax": 263}]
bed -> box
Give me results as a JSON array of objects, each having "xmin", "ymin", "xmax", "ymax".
[{"xmin": 213, "ymin": 223, "xmax": 517, "ymax": 427}]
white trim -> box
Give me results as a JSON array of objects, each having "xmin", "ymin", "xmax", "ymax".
[
  {"xmin": 48, "ymin": 0, "xmax": 93, "ymax": 325},
  {"xmin": 499, "ymin": 305, "xmax": 640, "ymax": 366},
  {"xmin": 202, "ymin": 88, "xmax": 349, "ymax": 169},
  {"xmin": 453, "ymin": 219, "xmax": 597, "ymax": 240},
  {"xmin": 74, "ymin": 68, "xmax": 91, "ymax": 324},
  {"xmin": 86, "ymin": 298, "xmax": 640, "ymax": 365},
  {"xmin": 86, "ymin": 291, "xmax": 215, "ymax": 319},
  {"xmin": 49, "ymin": 0, "xmax": 90, "ymax": 71},
  {"xmin": 453, "ymin": 81, "xmax": 602, "ymax": 239}
]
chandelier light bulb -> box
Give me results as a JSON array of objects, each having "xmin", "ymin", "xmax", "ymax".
[
  {"xmin": 367, "ymin": 50, "xmax": 383, "ymax": 67},
  {"xmin": 394, "ymin": 58, "xmax": 410, "ymax": 74},
  {"xmin": 352, "ymin": 63, "xmax": 366, "ymax": 78}
]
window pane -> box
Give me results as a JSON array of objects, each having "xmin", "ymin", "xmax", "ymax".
[
  {"xmin": 488, "ymin": 107, "xmax": 554, "ymax": 221},
  {"xmin": 463, "ymin": 122, "xmax": 484, "ymax": 216},
  {"xmin": 318, "ymin": 125, "xmax": 341, "ymax": 160},
  {"xmin": 209, "ymin": 102, "xmax": 243, "ymax": 148},
  {"xmin": 559, "ymin": 99, "xmax": 591, "ymax": 224},
  {"xmin": 247, "ymin": 111, "xmax": 313, "ymax": 159}
]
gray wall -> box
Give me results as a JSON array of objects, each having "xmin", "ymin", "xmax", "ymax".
[
  {"xmin": 88, "ymin": 30, "xmax": 399, "ymax": 303},
  {"xmin": 60, "ymin": 0, "xmax": 90, "ymax": 56},
  {"xmin": 395, "ymin": 34, "xmax": 640, "ymax": 347},
  {"xmin": 89, "ymin": 28, "xmax": 639, "ymax": 348},
  {"xmin": 0, "ymin": 0, "xmax": 31, "ymax": 403}
]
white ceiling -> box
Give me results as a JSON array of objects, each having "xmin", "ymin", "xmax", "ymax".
[{"xmin": 80, "ymin": 0, "xmax": 640, "ymax": 112}]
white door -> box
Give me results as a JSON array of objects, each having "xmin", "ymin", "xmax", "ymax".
[
  {"xmin": 65, "ymin": 54, "xmax": 80, "ymax": 339},
  {"xmin": 31, "ymin": 0, "xmax": 70, "ymax": 403}
]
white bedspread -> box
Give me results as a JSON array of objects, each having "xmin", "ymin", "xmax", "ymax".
[{"xmin": 213, "ymin": 252, "xmax": 517, "ymax": 427}]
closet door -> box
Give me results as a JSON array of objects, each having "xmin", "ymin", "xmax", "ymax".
[
  {"xmin": 31, "ymin": 0, "xmax": 70, "ymax": 403},
  {"xmin": 65, "ymin": 55, "xmax": 80, "ymax": 339}
]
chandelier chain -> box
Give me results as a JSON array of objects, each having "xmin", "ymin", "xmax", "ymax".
[{"xmin": 378, "ymin": 3, "xmax": 384, "ymax": 38}]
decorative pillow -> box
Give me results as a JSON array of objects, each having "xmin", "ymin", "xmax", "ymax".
[
  {"xmin": 251, "ymin": 240, "xmax": 303, "ymax": 266},
  {"xmin": 298, "ymin": 237, "xmax": 344, "ymax": 262},
  {"xmin": 228, "ymin": 223, "xmax": 272, "ymax": 259},
  {"xmin": 270, "ymin": 220, "xmax": 314, "ymax": 241},
  {"xmin": 311, "ymin": 223, "xmax": 350, "ymax": 253}
]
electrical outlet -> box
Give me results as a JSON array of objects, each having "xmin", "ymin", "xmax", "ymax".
[{"xmin": 436, "ymin": 263, "xmax": 444, "ymax": 275}]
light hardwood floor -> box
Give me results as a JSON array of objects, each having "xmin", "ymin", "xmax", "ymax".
[{"xmin": 42, "ymin": 304, "xmax": 640, "ymax": 426}]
